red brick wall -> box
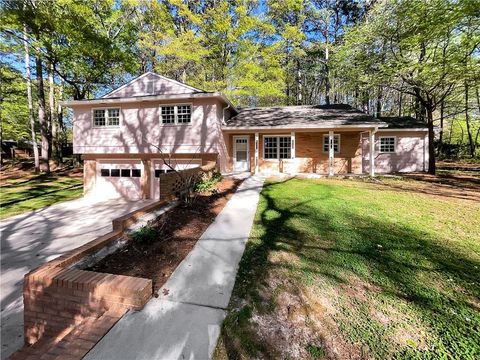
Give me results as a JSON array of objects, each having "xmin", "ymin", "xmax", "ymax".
[
  {"xmin": 23, "ymin": 267, "xmax": 151, "ymax": 345},
  {"xmin": 158, "ymin": 160, "xmax": 217, "ymax": 200},
  {"xmin": 20, "ymin": 201, "xmax": 171, "ymax": 346}
]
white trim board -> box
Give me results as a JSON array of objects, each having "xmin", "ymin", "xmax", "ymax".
[{"xmin": 101, "ymin": 72, "xmax": 204, "ymax": 99}]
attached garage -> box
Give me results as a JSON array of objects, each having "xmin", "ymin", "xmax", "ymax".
[
  {"xmin": 95, "ymin": 160, "xmax": 143, "ymax": 200},
  {"xmin": 151, "ymin": 158, "xmax": 202, "ymax": 199}
]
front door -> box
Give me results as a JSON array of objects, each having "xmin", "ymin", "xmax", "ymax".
[{"xmin": 234, "ymin": 136, "xmax": 249, "ymax": 172}]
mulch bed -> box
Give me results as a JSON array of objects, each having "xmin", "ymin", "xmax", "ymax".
[{"xmin": 86, "ymin": 177, "xmax": 243, "ymax": 294}]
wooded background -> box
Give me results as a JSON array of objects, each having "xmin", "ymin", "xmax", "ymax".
[{"xmin": 1, "ymin": 0, "xmax": 479, "ymax": 173}]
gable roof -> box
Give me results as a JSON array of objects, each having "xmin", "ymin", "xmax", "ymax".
[
  {"xmin": 101, "ymin": 72, "xmax": 205, "ymax": 99},
  {"xmin": 224, "ymin": 104, "xmax": 388, "ymax": 129}
]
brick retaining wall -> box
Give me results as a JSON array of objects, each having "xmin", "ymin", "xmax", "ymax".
[
  {"xmin": 18, "ymin": 200, "xmax": 168, "ymax": 352},
  {"xmin": 159, "ymin": 160, "xmax": 217, "ymax": 200}
]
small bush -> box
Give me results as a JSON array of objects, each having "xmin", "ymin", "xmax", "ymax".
[
  {"xmin": 131, "ymin": 226, "xmax": 158, "ymax": 244},
  {"xmin": 195, "ymin": 170, "xmax": 222, "ymax": 193},
  {"xmin": 306, "ymin": 344, "xmax": 326, "ymax": 359}
]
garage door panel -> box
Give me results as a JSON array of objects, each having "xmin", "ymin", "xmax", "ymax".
[{"xmin": 95, "ymin": 160, "xmax": 143, "ymax": 200}]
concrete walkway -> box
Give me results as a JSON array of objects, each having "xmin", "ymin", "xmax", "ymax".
[
  {"xmin": 0, "ymin": 197, "xmax": 155, "ymax": 360},
  {"xmin": 84, "ymin": 175, "xmax": 265, "ymax": 360}
]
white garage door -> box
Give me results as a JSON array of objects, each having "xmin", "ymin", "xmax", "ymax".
[
  {"xmin": 151, "ymin": 159, "xmax": 202, "ymax": 200},
  {"xmin": 96, "ymin": 160, "xmax": 143, "ymax": 200}
]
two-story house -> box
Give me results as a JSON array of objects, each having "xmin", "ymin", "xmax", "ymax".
[{"xmin": 64, "ymin": 72, "xmax": 429, "ymax": 200}]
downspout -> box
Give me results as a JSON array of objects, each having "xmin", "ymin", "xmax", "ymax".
[{"xmin": 222, "ymin": 103, "xmax": 231, "ymax": 125}]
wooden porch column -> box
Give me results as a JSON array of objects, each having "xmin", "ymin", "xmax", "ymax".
[
  {"xmin": 254, "ymin": 132, "xmax": 259, "ymax": 173},
  {"xmin": 369, "ymin": 129, "xmax": 376, "ymax": 177},
  {"xmin": 328, "ymin": 130, "xmax": 334, "ymax": 176},
  {"xmin": 291, "ymin": 131, "xmax": 296, "ymax": 159}
]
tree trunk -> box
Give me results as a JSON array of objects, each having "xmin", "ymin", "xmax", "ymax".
[
  {"xmin": 464, "ymin": 81, "xmax": 475, "ymax": 157},
  {"xmin": 325, "ymin": 46, "xmax": 330, "ymax": 105},
  {"xmin": 48, "ymin": 62, "xmax": 59, "ymax": 165},
  {"xmin": 57, "ymin": 80, "xmax": 64, "ymax": 163},
  {"xmin": 398, "ymin": 91, "xmax": 403, "ymax": 117},
  {"xmin": 426, "ymin": 106, "xmax": 436, "ymax": 174},
  {"xmin": 375, "ymin": 86, "xmax": 382, "ymax": 118},
  {"xmin": 438, "ymin": 99, "xmax": 444, "ymax": 156},
  {"xmin": 23, "ymin": 25, "xmax": 40, "ymax": 173},
  {"xmin": 35, "ymin": 52, "xmax": 50, "ymax": 173}
]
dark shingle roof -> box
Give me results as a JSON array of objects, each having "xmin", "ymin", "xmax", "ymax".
[
  {"xmin": 225, "ymin": 104, "xmax": 386, "ymax": 128},
  {"xmin": 378, "ymin": 116, "xmax": 427, "ymax": 129}
]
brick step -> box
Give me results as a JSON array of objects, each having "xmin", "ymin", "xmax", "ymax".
[{"xmin": 7, "ymin": 308, "xmax": 127, "ymax": 360}]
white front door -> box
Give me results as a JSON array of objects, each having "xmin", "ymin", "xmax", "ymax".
[{"xmin": 234, "ymin": 136, "xmax": 249, "ymax": 172}]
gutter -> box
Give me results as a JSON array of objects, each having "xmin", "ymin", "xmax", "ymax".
[
  {"xmin": 61, "ymin": 92, "xmax": 239, "ymax": 113},
  {"xmin": 221, "ymin": 123, "xmax": 389, "ymax": 131}
]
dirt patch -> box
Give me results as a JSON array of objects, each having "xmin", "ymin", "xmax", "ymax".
[
  {"xmin": 371, "ymin": 171, "xmax": 480, "ymax": 201},
  {"xmin": 235, "ymin": 269, "xmax": 367, "ymax": 360},
  {"xmin": 0, "ymin": 160, "xmax": 82, "ymax": 184},
  {"xmin": 86, "ymin": 177, "xmax": 242, "ymax": 294}
]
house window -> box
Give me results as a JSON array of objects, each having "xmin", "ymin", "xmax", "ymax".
[
  {"xmin": 100, "ymin": 169, "xmax": 110, "ymax": 177},
  {"xmin": 131, "ymin": 169, "xmax": 141, "ymax": 177},
  {"xmin": 110, "ymin": 169, "xmax": 120, "ymax": 177},
  {"xmin": 177, "ymin": 105, "xmax": 191, "ymax": 124},
  {"xmin": 264, "ymin": 136, "xmax": 291, "ymax": 160},
  {"xmin": 93, "ymin": 108, "xmax": 120, "ymax": 127},
  {"xmin": 121, "ymin": 169, "xmax": 131, "ymax": 177},
  {"xmin": 323, "ymin": 134, "xmax": 340, "ymax": 153},
  {"xmin": 380, "ymin": 137, "xmax": 396, "ymax": 153},
  {"xmin": 160, "ymin": 105, "xmax": 191, "ymax": 125}
]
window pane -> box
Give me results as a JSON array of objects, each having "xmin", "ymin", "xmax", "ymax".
[
  {"xmin": 279, "ymin": 137, "xmax": 291, "ymax": 159},
  {"xmin": 236, "ymin": 151, "xmax": 247, "ymax": 161},
  {"xmin": 110, "ymin": 169, "xmax": 120, "ymax": 177},
  {"xmin": 161, "ymin": 106, "xmax": 175, "ymax": 124},
  {"xmin": 100, "ymin": 169, "xmax": 109, "ymax": 177},
  {"xmin": 264, "ymin": 137, "xmax": 278, "ymax": 159},
  {"xmin": 323, "ymin": 135, "xmax": 340, "ymax": 153},
  {"xmin": 121, "ymin": 169, "xmax": 131, "ymax": 177},
  {"xmin": 108, "ymin": 108, "xmax": 120, "ymax": 126},
  {"xmin": 131, "ymin": 169, "xmax": 141, "ymax": 177},
  {"xmin": 154, "ymin": 169, "xmax": 162, "ymax": 177},
  {"xmin": 94, "ymin": 109, "xmax": 106, "ymax": 127},
  {"xmin": 380, "ymin": 137, "xmax": 395, "ymax": 152},
  {"xmin": 177, "ymin": 105, "xmax": 191, "ymax": 124}
]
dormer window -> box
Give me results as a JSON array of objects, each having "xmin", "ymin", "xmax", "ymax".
[
  {"xmin": 160, "ymin": 104, "xmax": 192, "ymax": 125},
  {"xmin": 146, "ymin": 80, "xmax": 155, "ymax": 95}
]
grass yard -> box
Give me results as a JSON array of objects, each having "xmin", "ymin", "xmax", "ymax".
[
  {"xmin": 0, "ymin": 173, "xmax": 83, "ymax": 219},
  {"xmin": 215, "ymin": 176, "xmax": 480, "ymax": 359}
]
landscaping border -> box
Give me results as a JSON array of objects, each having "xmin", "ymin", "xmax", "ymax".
[{"xmin": 11, "ymin": 200, "xmax": 169, "ymax": 359}]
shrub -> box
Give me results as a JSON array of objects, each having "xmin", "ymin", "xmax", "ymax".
[
  {"xmin": 195, "ymin": 170, "xmax": 222, "ymax": 193},
  {"xmin": 131, "ymin": 226, "xmax": 158, "ymax": 244}
]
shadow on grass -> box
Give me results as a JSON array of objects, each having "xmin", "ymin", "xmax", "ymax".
[{"xmin": 220, "ymin": 178, "xmax": 480, "ymax": 359}]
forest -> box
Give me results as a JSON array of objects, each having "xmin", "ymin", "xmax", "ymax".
[{"xmin": 1, "ymin": 0, "xmax": 479, "ymax": 173}]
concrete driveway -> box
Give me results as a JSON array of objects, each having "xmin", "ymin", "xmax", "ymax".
[{"xmin": 0, "ymin": 197, "xmax": 154, "ymax": 360}]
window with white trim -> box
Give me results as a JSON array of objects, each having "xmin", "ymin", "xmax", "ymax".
[
  {"xmin": 160, "ymin": 104, "xmax": 192, "ymax": 124},
  {"xmin": 93, "ymin": 108, "xmax": 120, "ymax": 127},
  {"xmin": 323, "ymin": 134, "xmax": 340, "ymax": 153},
  {"xmin": 380, "ymin": 137, "xmax": 396, "ymax": 153},
  {"xmin": 264, "ymin": 136, "xmax": 291, "ymax": 160}
]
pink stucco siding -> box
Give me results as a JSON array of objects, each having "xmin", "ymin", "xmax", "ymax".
[
  {"xmin": 72, "ymin": 97, "xmax": 224, "ymax": 159},
  {"xmin": 103, "ymin": 73, "xmax": 198, "ymax": 98},
  {"xmin": 362, "ymin": 131, "xmax": 428, "ymax": 173}
]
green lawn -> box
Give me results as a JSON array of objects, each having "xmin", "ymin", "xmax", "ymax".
[
  {"xmin": 0, "ymin": 174, "xmax": 83, "ymax": 219},
  {"xmin": 216, "ymin": 177, "xmax": 480, "ymax": 359}
]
